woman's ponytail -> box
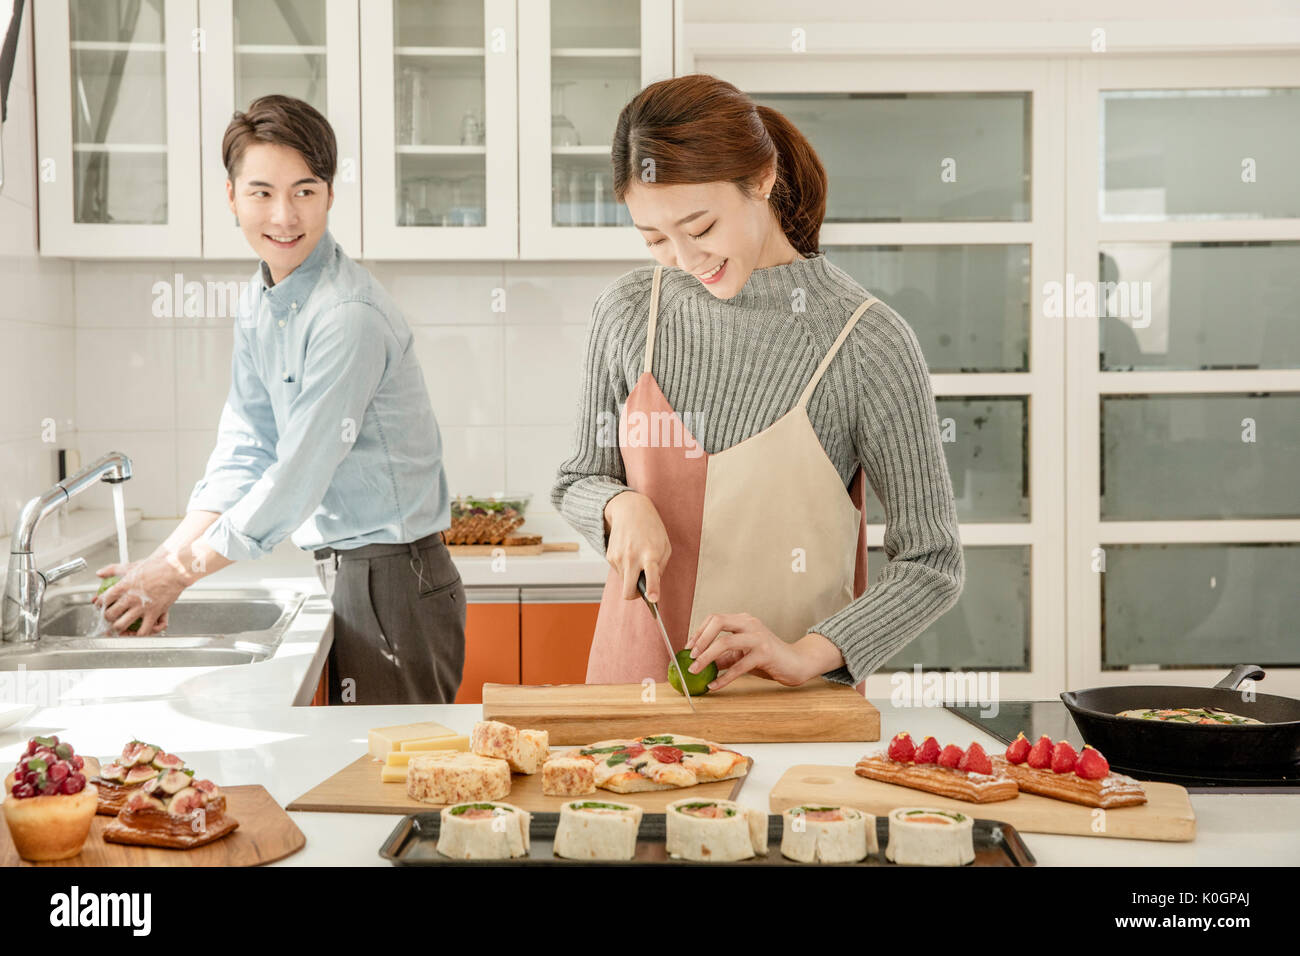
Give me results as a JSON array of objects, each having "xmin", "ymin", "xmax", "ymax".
[{"xmin": 754, "ymin": 105, "xmax": 827, "ymax": 258}]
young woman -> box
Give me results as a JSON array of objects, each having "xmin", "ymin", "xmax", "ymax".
[{"xmin": 552, "ymin": 74, "xmax": 964, "ymax": 691}]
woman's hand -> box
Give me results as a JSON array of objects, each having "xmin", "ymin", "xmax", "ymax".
[
  {"xmin": 686, "ymin": 615, "xmax": 845, "ymax": 690},
  {"xmin": 603, "ymin": 491, "xmax": 672, "ymax": 603},
  {"xmin": 93, "ymin": 557, "xmax": 185, "ymax": 635}
]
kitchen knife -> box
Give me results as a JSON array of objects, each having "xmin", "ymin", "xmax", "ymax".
[{"xmin": 636, "ymin": 570, "xmax": 696, "ymax": 713}]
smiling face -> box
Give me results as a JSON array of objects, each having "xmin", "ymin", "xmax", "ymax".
[
  {"xmin": 624, "ymin": 165, "xmax": 801, "ymax": 299},
  {"xmin": 226, "ymin": 142, "xmax": 333, "ymax": 284}
]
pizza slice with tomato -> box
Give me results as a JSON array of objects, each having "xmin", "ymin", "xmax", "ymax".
[{"xmin": 572, "ymin": 733, "xmax": 750, "ymax": 793}]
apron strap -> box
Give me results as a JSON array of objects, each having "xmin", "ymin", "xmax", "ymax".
[
  {"xmin": 797, "ymin": 295, "xmax": 880, "ymax": 410},
  {"xmin": 643, "ymin": 265, "xmax": 664, "ymax": 375}
]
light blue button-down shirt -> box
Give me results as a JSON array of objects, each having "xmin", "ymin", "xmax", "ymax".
[{"xmin": 188, "ymin": 230, "xmax": 449, "ymax": 561}]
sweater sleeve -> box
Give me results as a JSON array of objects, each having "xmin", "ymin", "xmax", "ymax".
[
  {"xmin": 550, "ymin": 272, "xmax": 651, "ymax": 556},
  {"xmin": 811, "ymin": 301, "xmax": 966, "ymax": 685}
]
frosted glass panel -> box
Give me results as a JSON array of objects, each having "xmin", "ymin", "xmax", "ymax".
[
  {"xmin": 831, "ymin": 244, "xmax": 1031, "ymax": 373},
  {"xmin": 880, "ymin": 546, "xmax": 1030, "ymax": 671},
  {"xmin": 750, "ymin": 92, "xmax": 1031, "ymax": 222},
  {"xmin": 1098, "ymin": 242, "xmax": 1300, "ymax": 371},
  {"xmin": 1101, "ymin": 88, "xmax": 1300, "ymax": 220},
  {"xmin": 1100, "ymin": 395, "xmax": 1300, "ymax": 520},
  {"xmin": 1102, "ymin": 544, "xmax": 1300, "ymax": 668},
  {"xmin": 867, "ymin": 397, "xmax": 1030, "ymax": 524}
]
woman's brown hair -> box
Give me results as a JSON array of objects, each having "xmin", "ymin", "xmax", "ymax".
[
  {"xmin": 222, "ymin": 94, "xmax": 337, "ymax": 185},
  {"xmin": 611, "ymin": 74, "xmax": 827, "ymax": 258}
]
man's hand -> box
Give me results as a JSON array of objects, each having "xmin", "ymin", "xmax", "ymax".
[
  {"xmin": 686, "ymin": 615, "xmax": 846, "ymax": 691},
  {"xmin": 93, "ymin": 557, "xmax": 187, "ymax": 635}
]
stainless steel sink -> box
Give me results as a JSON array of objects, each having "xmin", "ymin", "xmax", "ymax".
[{"xmin": 0, "ymin": 586, "xmax": 307, "ymax": 670}]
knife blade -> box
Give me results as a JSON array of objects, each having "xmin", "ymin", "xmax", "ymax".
[{"xmin": 636, "ymin": 570, "xmax": 696, "ymax": 713}]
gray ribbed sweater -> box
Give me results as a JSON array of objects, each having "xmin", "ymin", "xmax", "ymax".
[{"xmin": 551, "ymin": 253, "xmax": 964, "ymax": 685}]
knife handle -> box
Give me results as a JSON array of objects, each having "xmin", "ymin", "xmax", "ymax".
[{"xmin": 636, "ymin": 569, "xmax": 649, "ymax": 601}]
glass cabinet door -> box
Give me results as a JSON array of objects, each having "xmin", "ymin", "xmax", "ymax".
[
  {"xmin": 360, "ymin": 0, "xmax": 516, "ymax": 258},
  {"xmin": 519, "ymin": 0, "xmax": 673, "ymax": 259},
  {"xmin": 35, "ymin": 0, "xmax": 202, "ymax": 256},
  {"xmin": 199, "ymin": 0, "xmax": 361, "ymax": 258}
]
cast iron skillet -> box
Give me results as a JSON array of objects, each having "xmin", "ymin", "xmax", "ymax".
[{"xmin": 1061, "ymin": 665, "xmax": 1300, "ymax": 773}]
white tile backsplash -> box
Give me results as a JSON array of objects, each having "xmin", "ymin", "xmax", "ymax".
[
  {"xmin": 438, "ymin": 425, "xmax": 506, "ymax": 496},
  {"xmin": 74, "ymin": 431, "xmax": 178, "ymax": 519},
  {"xmin": 366, "ymin": 260, "xmax": 506, "ymax": 326},
  {"xmin": 503, "ymin": 324, "xmax": 588, "ymax": 426},
  {"xmin": 412, "ymin": 325, "xmax": 505, "ymax": 427},
  {"xmin": 503, "ymin": 260, "xmax": 640, "ymax": 326},
  {"xmin": 75, "ymin": 327, "xmax": 176, "ymax": 432},
  {"xmin": 504, "ymin": 423, "xmax": 571, "ymax": 520}
]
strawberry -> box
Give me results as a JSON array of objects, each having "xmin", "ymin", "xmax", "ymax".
[
  {"xmin": 1005, "ymin": 732, "xmax": 1031, "ymax": 765},
  {"xmin": 886, "ymin": 732, "xmax": 916, "ymax": 763},
  {"xmin": 937, "ymin": 744, "xmax": 964, "ymax": 769},
  {"xmin": 1026, "ymin": 734, "xmax": 1053, "ymax": 769},
  {"xmin": 958, "ymin": 742, "xmax": 993, "ymax": 775},
  {"xmin": 1051, "ymin": 740, "xmax": 1078, "ymax": 774},
  {"xmin": 913, "ymin": 736, "xmax": 941, "ymax": 765},
  {"xmin": 1074, "ymin": 746, "xmax": 1110, "ymax": 780}
]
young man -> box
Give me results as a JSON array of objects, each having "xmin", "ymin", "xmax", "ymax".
[{"xmin": 94, "ymin": 95, "xmax": 465, "ymax": 705}]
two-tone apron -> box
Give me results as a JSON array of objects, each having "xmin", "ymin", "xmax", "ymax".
[{"xmin": 586, "ymin": 264, "xmax": 876, "ymax": 685}]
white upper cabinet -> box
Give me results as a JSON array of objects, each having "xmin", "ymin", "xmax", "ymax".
[
  {"xmin": 359, "ymin": 0, "xmax": 517, "ymax": 259},
  {"xmin": 518, "ymin": 0, "xmax": 673, "ymax": 259},
  {"xmin": 35, "ymin": 0, "xmax": 203, "ymax": 258},
  {"xmin": 34, "ymin": 0, "xmax": 677, "ymax": 259},
  {"xmin": 198, "ymin": 0, "xmax": 362, "ymax": 259}
]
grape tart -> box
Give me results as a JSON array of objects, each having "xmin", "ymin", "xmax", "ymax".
[{"xmin": 3, "ymin": 736, "xmax": 98, "ymax": 861}]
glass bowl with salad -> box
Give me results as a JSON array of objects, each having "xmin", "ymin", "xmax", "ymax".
[{"xmin": 446, "ymin": 493, "xmax": 532, "ymax": 544}]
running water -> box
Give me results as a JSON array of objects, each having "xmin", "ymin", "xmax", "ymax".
[{"xmin": 112, "ymin": 482, "xmax": 129, "ymax": 567}]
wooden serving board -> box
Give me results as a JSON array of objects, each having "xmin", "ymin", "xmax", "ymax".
[
  {"xmin": 770, "ymin": 765, "xmax": 1196, "ymax": 842},
  {"xmin": 446, "ymin": 541, "xmax": 580, "ymax": 555},
  {"xmin": 481, "ymin": 676, "xmax": 880, "ymax": 744},
  {"xmin": 0, "ymin": 785, "xmax": 306, "ymax": 866},
  {"xmin": 287, "ymin": 753, "xmax": 750, "ymax": 815}
]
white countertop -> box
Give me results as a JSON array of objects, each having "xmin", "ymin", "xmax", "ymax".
[{"xmin": 1, "ymin": 527, "xmax": 1297, "ymax": 867}]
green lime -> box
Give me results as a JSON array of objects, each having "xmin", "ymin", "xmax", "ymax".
[
  {"xmin": 96, "ymin": 576, "xmax": 140, "ymax": 632},
  {"xmin": 667, "ymin": 648, "xmax": 715, "ymax": 697}
]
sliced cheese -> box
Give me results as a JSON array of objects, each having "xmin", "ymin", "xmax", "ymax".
[
  {"xmin": 368, "ymin": 721, "xmax": 458, "ymax": 759},
  {"xmin": 401, "ymin": 734, "xmax": 469, "ymax": 753},
  {"xmin": 381, "ymin": 764, "xmax": 409, "ymax": 783}
]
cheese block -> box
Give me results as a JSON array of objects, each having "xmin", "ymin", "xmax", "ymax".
[
  {"xmin": 407, "ymin": 752, "xmax": 511, "ymax": 805},
  {"xmin": 542, "ymin": 756, "xmax": 597, "ymax": 797},
  {"xmin": 508, "ymin": 729, "xmax": 549, "ymax": 775},
  {"xmin": 381, "ymin": 764, "xmax": 408, "ymax": 784},
  {"xmin": 368, "ymin": 721, "xmax": 458, "ymax": 759},
  {"xmin": 385, "ymin": 748, "xmax": 467, "ymax": 767},
  {"xmin": 470, "ymin": 720, "xmax": 517, "ymax": 760},
  {"xmin": 399, "ymin": 734, "xmax": 469, "ymax": 753}
]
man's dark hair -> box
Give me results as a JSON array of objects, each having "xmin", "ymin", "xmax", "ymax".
[{"xmin": 222, "ymin": 94, "xmax": 337, "ymax": 185}]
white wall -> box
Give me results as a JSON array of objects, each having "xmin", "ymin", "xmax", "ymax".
[{"xmin": 0, "ymin": 6, "xmax": 76, "ymax": 538}]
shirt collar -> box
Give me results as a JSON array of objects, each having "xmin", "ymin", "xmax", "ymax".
[{"xmin": 258, "ymin": 229, "xmax": 336, "ymax": 308}]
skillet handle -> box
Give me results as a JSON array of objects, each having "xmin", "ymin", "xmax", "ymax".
[{"xmin": 1213, "ymin": 664, "xmax": 1265, "ymax": 690}]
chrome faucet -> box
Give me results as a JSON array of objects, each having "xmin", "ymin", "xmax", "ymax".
[{"xmin": 2, "ymin": 451, "xmax": 132, "ymax": 644}]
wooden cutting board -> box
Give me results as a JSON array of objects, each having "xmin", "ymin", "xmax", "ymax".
[
  {"xmin": 770, "ymin": 765, "xmax": 1196, "ymax": 842},
  {"xmin": 446, "ymin": 541, "xmax": 580, "ymax": 555},
  {"xmin": 481, "ymin": 676, "xmax": 880, "ymax": 744},
  {"xmin": 0, "ymin": 785, "xmax": 306, "ymax": 866},
  {"xmin": 288, "ymin": 753, "xmax": 750, "ymax": 815}
]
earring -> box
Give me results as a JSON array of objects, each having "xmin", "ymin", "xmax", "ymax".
[
  {"xmin": 234, "ymin": 216, "xmax": 240, "ymax": 227},
  {"xmin": 763, "ymin": 193, "xmax": 771, "ymax": 200}
]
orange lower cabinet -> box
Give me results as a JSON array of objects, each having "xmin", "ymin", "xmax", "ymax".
[
  {"xmin": 520, "ymin": 587, "xmax": 604, "ymax": 685},
  {"xmin": 456, "ymin": 587, "xmax": 521, "ymax": 704}
]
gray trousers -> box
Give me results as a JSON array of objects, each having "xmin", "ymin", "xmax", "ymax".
[{"xmin": 314, "ymin": 531, "xmax": 466, "ymax": 705}]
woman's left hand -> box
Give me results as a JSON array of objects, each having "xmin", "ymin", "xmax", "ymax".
[{"xmin": 686, "ymin": 613, "xmax": 815, "ymax": 690}]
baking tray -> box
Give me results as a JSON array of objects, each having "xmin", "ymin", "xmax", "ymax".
[{"xmin": 379, "ymin": 811, "xmax": 1036, "ymax": 866}]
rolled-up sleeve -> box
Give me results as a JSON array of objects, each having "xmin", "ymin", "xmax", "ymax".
[
  {"xmin": 188, "ymin": 320, "xmax": 278, "ymax": 515},
  {"xmin": 200, "ymin": 302, "xmax": 389, "ymax": 561}
]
